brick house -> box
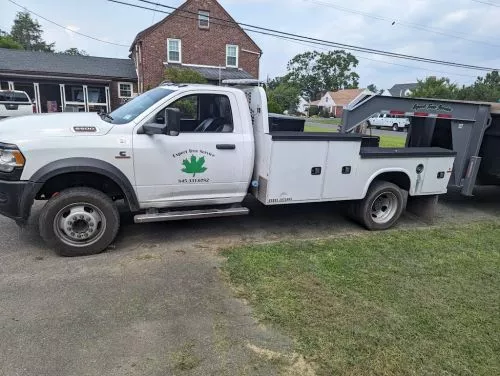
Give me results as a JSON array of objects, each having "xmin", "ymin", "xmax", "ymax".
[
  {"xmin": 0, "ymin": 48, "xmax": 137, "ymax": 113},
  {"xmin": 131, "ymin": 0, "xmax": 262, "ymax": 92}
]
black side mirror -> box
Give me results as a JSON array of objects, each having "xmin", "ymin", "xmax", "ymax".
[
  {"xmin": 142, "ymin": 108, "xmax": 181, "ymax": 135},
  {"xmin": 165, "ymin": 108, "xmax": 181, "ymax": 136}
]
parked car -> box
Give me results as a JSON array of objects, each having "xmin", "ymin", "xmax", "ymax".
[
  {"xmin": 367, "ymin": 113, "xmax": 410, "ymax": 131},
  {"xmin": 0, "ymin": 90, "xmax": 34, "ymax": 119}
]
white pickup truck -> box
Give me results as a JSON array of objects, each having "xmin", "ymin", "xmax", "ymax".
[
  {"xmin": 0, "ymin": 90, "xmax": 34, "ymax": 119},
  {"xmin": 0, "ymin": 83, "xmax": 456, "ymax": 256},
  {"xmin": 367, "ymin": 113, "xmax": 410, "ymax": 131}
]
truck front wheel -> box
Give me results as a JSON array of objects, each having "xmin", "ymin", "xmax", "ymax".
[
  {"xmin": 353, "ymin": 181, "xmax": 404, "ymax": 230},
  {"xmin": 39, "ymin": 187, "xmax": 120, "ymax": 257}
]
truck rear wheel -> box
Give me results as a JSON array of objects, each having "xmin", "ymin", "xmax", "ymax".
[
  {"xmin": 392, "ymin": 123, "xmax": 399, "ymax": 131},
  {"xmin": 355, "ymin": 181, "xmax": 404, "ymax": 230},
  {"xmin": 39, "ymin": 187, "xmax": 120, "ymax": 257}
]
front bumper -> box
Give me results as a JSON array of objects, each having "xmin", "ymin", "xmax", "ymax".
[{"xmin": 0, "ymin": 180, "xmax": 40, "ymax": 225}]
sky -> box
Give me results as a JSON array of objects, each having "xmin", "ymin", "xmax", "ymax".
[{"xmin": 1, "ymin": 0, "xmax": 499, "ymax": 90}]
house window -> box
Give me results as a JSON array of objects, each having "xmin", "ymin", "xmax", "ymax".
[
  {"xmin": 167, "ymin": 39, "xmax": 182, "ymax": 63},
  {"xmin": 226, "ymin": 45, "xmax": 238, "ymax": 68},
  {"xmin": 198, "ymin": 10, "xmax": 210, "ymax": 29},
  {"xmin": 119, "ymin": 82, "xmax": 133, "ymax": 98}
]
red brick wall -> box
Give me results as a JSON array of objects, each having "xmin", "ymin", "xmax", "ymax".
[
  {"xmin": 134, "ymin": 0, "xmax": 261, "ymax": 90},
  {"xmin": 110, "ymin": 81, "xmax": 138, "ymax": 110}
]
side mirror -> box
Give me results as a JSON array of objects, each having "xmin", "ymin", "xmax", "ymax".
[
  {"xmin": 142, "ymin": 108, "xmax": 181, "ymax": 136},
  {"xmin": 165, "ymin": 108, "xmax": 181, "ymax": 136}
]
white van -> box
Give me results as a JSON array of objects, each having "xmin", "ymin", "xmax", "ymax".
[{"xmin": 0, "ymin": 90, "xmax": 34, "ymax": 120}]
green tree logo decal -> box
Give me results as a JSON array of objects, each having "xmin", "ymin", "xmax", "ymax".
[{"xmin": 182, "ymin": 155, "xmax": 207, "ymax": 177}]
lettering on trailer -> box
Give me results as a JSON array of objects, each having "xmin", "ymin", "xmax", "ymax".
[
  {"xmin": 412, "ymin": 103, "xmax": 453, "ymax": 112},
  {"xmin": 173, "ymin": 149, "xmax": 216, "ymax": 184}
]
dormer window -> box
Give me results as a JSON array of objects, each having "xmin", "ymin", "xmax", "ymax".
[{"xmin": 198, "ymin": 10, "xmax": 210, "ymax": 29}]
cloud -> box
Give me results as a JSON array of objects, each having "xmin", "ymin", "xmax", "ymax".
[{"xmin": 64, "ymin": 24, "xmax": 80, "ymax": 38}]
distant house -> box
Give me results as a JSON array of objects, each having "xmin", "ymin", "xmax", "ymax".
[
  {"xmin": 379, "ymin": 89, "xmax": 392, "ymax": 96},
  {"xmin": 130, "ymin": 0, "xmax": 262, "ymax": 91},
  {"xmin": 389, "ymin": 83, "xmax": 417, "ymax": 97},
  {"xmin": 317, "ymin": 88, "xmax": 373, "ymax": 117},
  {"xmin": 0, "ymin": 48, "xmax": 137, "ymax": 113}
]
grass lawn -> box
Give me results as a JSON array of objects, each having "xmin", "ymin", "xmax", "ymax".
[
  {"xmin": 224, "ymin": 222, "xmax": 500, "ymax": 376},
  {"xmin": 378, "ymin": 134, "xmax": 406, "ymax": 148},
  {"xmin": 306, "ymin": 117, "xmax": 342, "ymax": 125},
  {"xmin": 304, "ymin": 125, "xmax": 406, "ymax": 148}
]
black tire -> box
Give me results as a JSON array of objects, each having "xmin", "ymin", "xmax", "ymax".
[
  {"xmin": 357, "ymin": 181, "xmax": 404, "ymax": 231},
  {"xmin": 392, "ymin": 123, "xmax": 399, "ymax": 132},
  {"xmin": 376, "ymin": 126, "xmax": 381, "ymax": 129},
  {"xmin": 39, "ymin": 187, "xmax": 120, "ymax": 257}
]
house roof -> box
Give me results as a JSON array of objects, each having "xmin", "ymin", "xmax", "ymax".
[
  {"xmin": 130, "ymin": 0, "xmax": 261, "ymax": 53},
  {"xmin": 329, "ymin": 89, "xmax": 366, "ymax": 107},
  {"xmin": 0, "ymin": 48, "xmax": 137, "ymax": 80},
  {"xmin": 187, "ymin": 66, "xmax": 254, "ymax": 81},
  {"xmin": 389, "ymin": 83, "xmax": 418, "ymax": 97}
]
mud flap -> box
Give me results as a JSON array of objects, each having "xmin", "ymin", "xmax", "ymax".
[{"xmin": 406, "ymin": 195, "xmax": 439, "ymax": 223}]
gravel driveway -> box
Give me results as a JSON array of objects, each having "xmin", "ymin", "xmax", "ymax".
[{"xmin": 0, "ymin": 187, "xmax": 499, "ymax": 375}]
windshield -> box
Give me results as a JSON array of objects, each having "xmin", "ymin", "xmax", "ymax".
[{"xmin": 107, "ymin": 87, "xmax": 176, "ymax": 124}]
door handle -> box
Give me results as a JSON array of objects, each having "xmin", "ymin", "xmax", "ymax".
[{"xmin": 216, "ymin": 144, "xmax": 236, "ymax": 150}]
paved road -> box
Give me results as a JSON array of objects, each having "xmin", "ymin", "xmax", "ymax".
[
  {"xmin": 305, "ymin": 122, "xmax": 407, "ymax": 138},
  {"xmin": 1, "ymin": 188, "xmax": 499, "ymax": 375}
]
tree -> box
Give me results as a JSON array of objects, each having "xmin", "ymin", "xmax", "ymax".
[
  {"xmin": 367, "ymin": 84, "xmax": 378, "ymax": 93},
  {"xmin": 10, "ymin": 11, "xmax": 55, "ymax": 52},
  {"xmin": 458, "ymin": 71, "xmax": 500, "ymax": 102},
  {"xmin": 266, "ymin": 82, "xmax": 301, "ymax": 114},
  {"xmin": 410, "ymin": 76, "xmax": 459, "ymax": 99},
  {"xmin": 0, "ymin": 34, "xmax": 23, "ymax": 49},
  {"xmin": 61, "ymin": 48, "xmax": 88, "ymax": 56},
  {"xmin": 287, "ymin": 50, "xmax": 359, "ymax": 100},
  {"xmin": 164, "ymin": 66, "xmax": 207, "ymax": 84}
]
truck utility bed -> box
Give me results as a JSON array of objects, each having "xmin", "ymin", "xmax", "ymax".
[{"xmin": 252, "ymin": 130, "xmax": 455, "ymax": 205}]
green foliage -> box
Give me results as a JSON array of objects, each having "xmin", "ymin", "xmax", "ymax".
[
  {"xmin": 164, "ymin": 67, "xmax": 207, "ymax": 84},
  {"xmin": 287, "ymin": 50, "xmax": 359, "ymax": 99},
  {"xmin": 458, "ymin": 71, "xmax": 500, "ymax": 102},
  {"xmin": 9, "ymin": 12, "xmax": 54, "ymax": 52},
  {"xmin": 266, "ymin": 81, "xmax": 301, "ymax": 114},
  {"xmin": 411, "ymin": 76, "xmax": 459, "ymax": 99},
  {"xmin": 182, "ymin": 155, "xmax": 207, "ymax": 177},
  {"xmin": 60, "ymin": 48, "xmax": 88, "ymax": 56},
  {"xmin": 308, "ymin": 105, "xmax": 320, "ymax": 116},
  {"xmin": 0, "ymin": 34, "xmax": 23, "ymax": 49}
]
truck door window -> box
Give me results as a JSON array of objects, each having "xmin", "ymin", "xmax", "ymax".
[{"xmin": 155, "ymin": 93, "xmax": 234, "ymax": 133}]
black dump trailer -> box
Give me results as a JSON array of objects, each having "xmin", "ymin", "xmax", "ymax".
[{"xmin": 341, "ymin": 95, "xmax": 500, "ymax": 196}]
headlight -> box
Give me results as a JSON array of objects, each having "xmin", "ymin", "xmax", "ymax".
[{"xmin": 0, "ymin": 145, "xmax": 25, "ymax": 173}]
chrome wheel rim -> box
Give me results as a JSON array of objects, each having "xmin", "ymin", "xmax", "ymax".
[
  {"xmin": 54, "ymin": 203, "xmax": 106, "ymax": 247},
  {"xmin": 371, "ymin": 192, "xmax": 398, "ymax": 224}
]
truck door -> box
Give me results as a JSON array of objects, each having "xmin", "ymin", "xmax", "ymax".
[{"xmin": 133, "ymin": 92, "xmax": 247, "ymax": 206}]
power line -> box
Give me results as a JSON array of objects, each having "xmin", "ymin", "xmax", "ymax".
[
  {"xmin": 279, "ymin": 35, "xmax": 479, "ymax": 79},
  {"xmin": 109, "ymin": 0, "xmax": 481, "ymax": 78},
  {"xmin": 6, "ymin": 0, "xmax": 130, "ymax": 47},
  {"xmin": 471, "ymin": 0, "xmax": 500, "ymax": 7},
  {"xmin": 112, "ymin": 0, "xmax": 498, "ymax": 71},
  {"xmin": 306, "ymin": 0, "xmax": 500, "ymax": 48}
]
